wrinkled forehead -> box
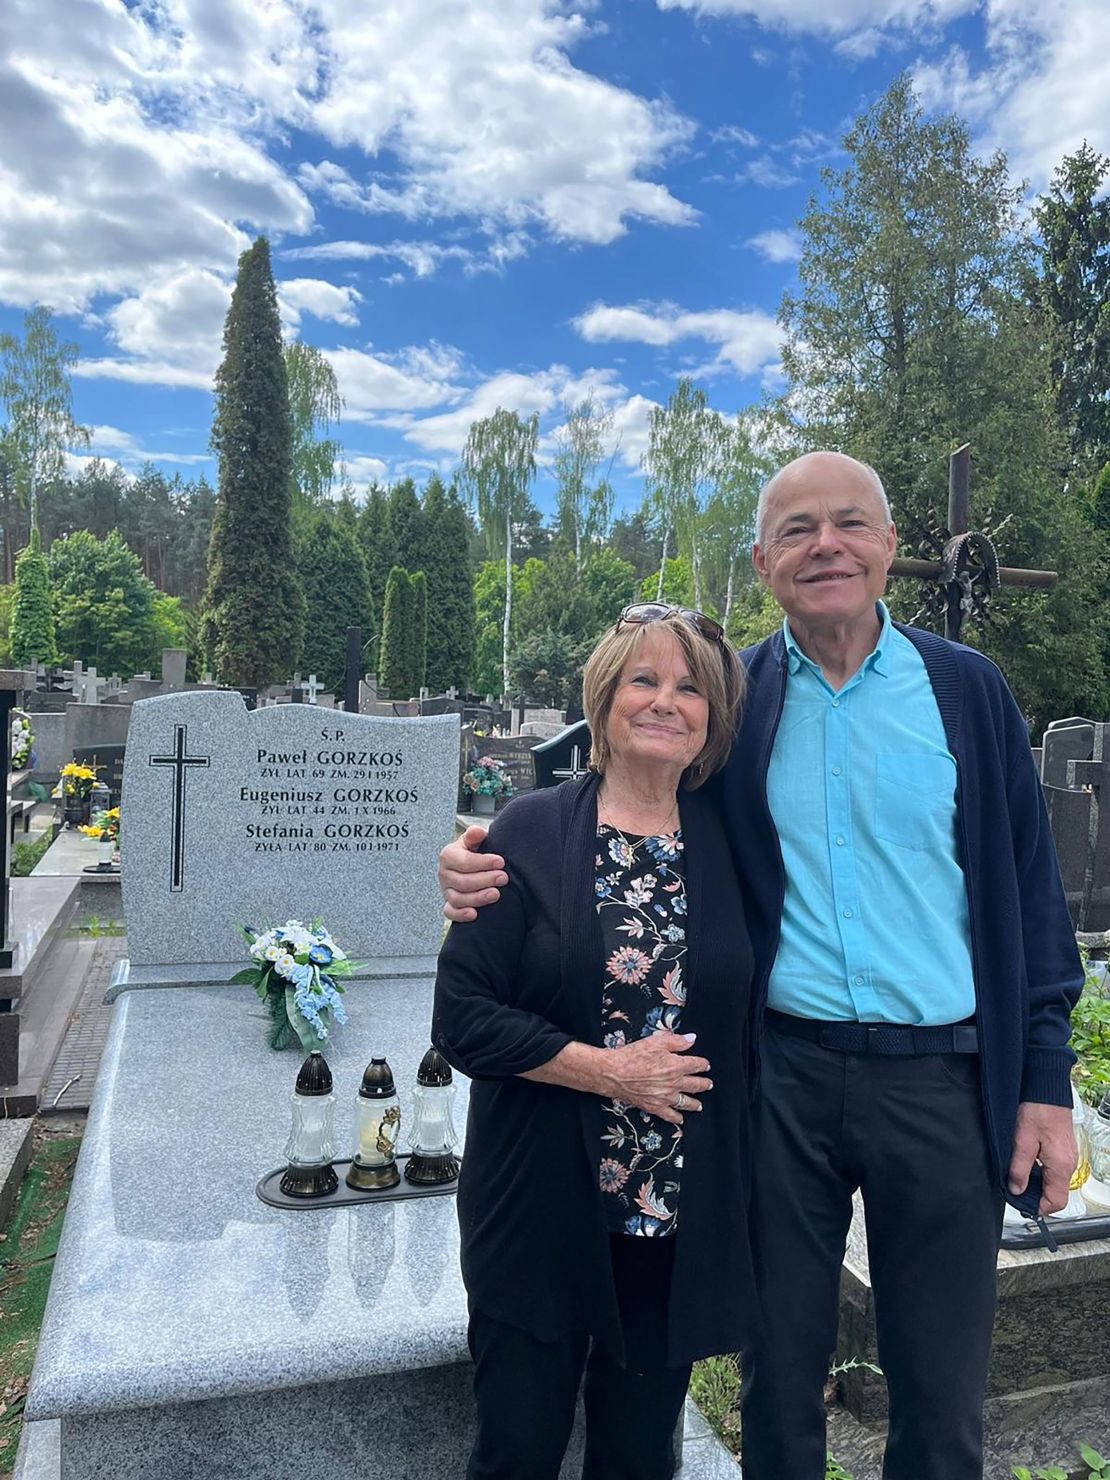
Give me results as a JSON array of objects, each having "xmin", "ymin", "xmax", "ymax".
[{"xmin": 763, "ymin": 471, "xmax": 888, "ymax": 532}]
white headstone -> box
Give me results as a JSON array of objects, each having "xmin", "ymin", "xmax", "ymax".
[{"xmin": 120, "ymin": 691, "xmax": 459, "ymax": 969}]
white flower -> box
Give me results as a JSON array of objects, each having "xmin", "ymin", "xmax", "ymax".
[
  {"xmin": 264, "ymin": 944, "xmax": 281, "ymax": 961},
  {"xmin": 274, "ymin": 952, "xmax": 296, "ymax": 978}
]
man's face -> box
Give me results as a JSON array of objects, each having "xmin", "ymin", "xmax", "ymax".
[{"xmin": 752, "ymin": 461, "xmax": 896, "ymax": 633}]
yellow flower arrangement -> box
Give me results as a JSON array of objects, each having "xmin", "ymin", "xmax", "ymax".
[
  {"xmin": 79, "ymin": 806, "xmax": 120, "ymax": 842},
  {"xmin": 58, "ymin": 761, "xmax": 100, "ymax": 798}
]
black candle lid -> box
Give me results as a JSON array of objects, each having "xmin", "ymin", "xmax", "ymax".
[
  {"xmin": 294, "ymin": 1051, "xmax": 333, "ymax": 1096},
  {"xmin": 1098, "ymin": 1089, "xmax": 1110, "ymax": 1121},
  {"xmin": 416, "ymin": 1046, "xmax": 453, "ymax": 1087},
  {"xmin": 359, "ymin": 1056, "xmax": 397, "ymax": 1098}
]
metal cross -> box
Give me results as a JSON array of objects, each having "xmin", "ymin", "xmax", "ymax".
[
  {"xmin": 149, "ymin": 724, "xmax": 211, "ymax": 893},
  {"xmin": 890, "ymin": 445, "xmax": 1058, "ymax": 643},
  {"xmin": 552, "ymin": 745, "xmax": 588, "ymax": 782}
]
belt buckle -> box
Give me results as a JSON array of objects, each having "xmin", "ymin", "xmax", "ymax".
[{"xmin": 866, "ymin": 1025, "xmax": 880, "ymax": 1054}]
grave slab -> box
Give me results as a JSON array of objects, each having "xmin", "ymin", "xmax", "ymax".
[
  {"xmin": 836, "ymin": 1195, "xmax": 1110, "ymax": 1451},
  {"xmin": 0, "ymin": 1115, "xmax": 33, "ymax": 1228},
  {"xmin": 26, "ymin": 980, "xmax": 736, "ymax": 1477}
]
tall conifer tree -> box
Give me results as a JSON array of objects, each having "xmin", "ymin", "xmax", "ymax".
[
  {"xmin": 410, "ymin": 569, "xmax": 428, "ymax": 692},
  {"xmin": 422, "ymin": 476, "xmax": 475, "ymax": 692},
  {"xmin": 380, "ymin": 565, "xmax": 420, "ymax": 699},
  {"xmin": 9, "ymin": 526, "xmax": 57, "ymax": 664},
  {"xmin": 297, "ymin": 511, "xmax": 374, "ymax": 694},
  {"xmin": 199, "ymin": 238, "xmax": 303, "ymax": 688}
]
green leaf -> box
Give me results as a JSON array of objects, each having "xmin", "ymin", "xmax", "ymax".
[
  {"xmin": 1012, "ymin": 1467, "xmax": 1032, "ymax": 1479},
  {"xmin": 229, "ymin": 968, "xmax": 257, "ymax": 985},
  {"xmin": 1080, "ymin": 1444, "xmax": 1107, "ymax": 1471}
]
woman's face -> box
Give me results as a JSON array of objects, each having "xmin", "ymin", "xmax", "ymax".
[{"xmin": 605, "ymin": 626, "xmax": 709, "ymax": 777}]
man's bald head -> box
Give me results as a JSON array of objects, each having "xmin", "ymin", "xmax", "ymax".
[{"xmin": 755, "ymin": 452, "xmax": 890, "ymax": 544}]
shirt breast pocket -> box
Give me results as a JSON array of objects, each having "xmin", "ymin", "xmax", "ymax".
[{"xmin": 873, "ymin": 753, "xmax": 956, "ymax": 852}]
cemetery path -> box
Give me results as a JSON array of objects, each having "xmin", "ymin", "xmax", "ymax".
[{"xmin": 41, "ymin": 940, "xmax": 127, "ymax": 1116}]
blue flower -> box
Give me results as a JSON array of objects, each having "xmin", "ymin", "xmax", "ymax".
[{"xmin": 308, "ymin": 943, "xmax": 333, "ymax": 965}]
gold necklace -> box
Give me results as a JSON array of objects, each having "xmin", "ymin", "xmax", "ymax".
[{"xmin": 598, "ymin": 790, "xmax": 678, "ymax": 852}]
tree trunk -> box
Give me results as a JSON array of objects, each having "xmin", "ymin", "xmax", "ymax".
[
  {"xmin": 691, "ymin": 536, "xmax": 702, "ymax": 611},
  {"xmin": 724, "ymin": 557, "xmax": 735, "ymax": 623},
  {"xmin": 502, "ymin": 519, "xmax": 513, "ymax": 702},
  {"xmin": 655, "ymin": 521, "xmax": 670, "ymax": 600}
]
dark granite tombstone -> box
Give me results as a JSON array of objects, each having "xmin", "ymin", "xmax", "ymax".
[
  {"xmin": 1041, "ymin": 717, "xmax": 1110, "ymax": 931},
  {"xmin": 532, "ymin": 721, "xmax": 592, "ymax": 790},
  {"xmin": 472, "ymin": 735, "xmax": 538, "ymax": 797},
  {"xmin": 74, "ymin": 744, "xmax": 126, "ymax": 807}
]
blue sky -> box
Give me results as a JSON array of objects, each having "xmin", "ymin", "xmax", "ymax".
[{"xmin": 1, "ymin": 0, "xmax": 1107, "ymax": 518}]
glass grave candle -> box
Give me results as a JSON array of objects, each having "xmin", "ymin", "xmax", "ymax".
[
  {"xmin": 404, "ymin": 1046, "xmax": 460, "ymax": 1186},
  {"xmin": 279, "ymin": 1051, "xmax": 338, "ymax": 1199},
  {"xmin": 1083, "ymin": 1089, "xmax": 1110, "ymax": 1215},
  {"xmin": 347, "ymin": 1056, "xmax": 401, "ymax": 1190}
]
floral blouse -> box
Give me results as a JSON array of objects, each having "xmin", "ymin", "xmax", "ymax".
[{"xmin": 595, "ymin": 821, "xmax": 687, "ymax": 1238}]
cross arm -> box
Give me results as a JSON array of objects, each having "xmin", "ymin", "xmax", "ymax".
[{"xmin": 889, "ymin": 556, "xmax": 1058, "ymax": 589}]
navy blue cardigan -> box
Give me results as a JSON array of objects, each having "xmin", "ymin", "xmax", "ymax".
[{"xmin": 724, "ymin": 623, "xmax": 1084, "ymax": 1218}]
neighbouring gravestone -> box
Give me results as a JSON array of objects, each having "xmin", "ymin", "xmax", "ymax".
[
  {"xmin": 73, "ymin": 744, "xmax": 125, "ymax": 806},
  {"xmin": 469, "ymin": 734, "xmax": 538, "ymax": 798},
  {"xmin": 1041, "ymin": 717, "xmax": 1110, "ymax": 932},
  {"xmin": 118, "ymin": 690, "xmax": 459, "ymax": 981},
  {"xmin": 532, "ymin": 720, "xmax": 592, "ymax": 790}
]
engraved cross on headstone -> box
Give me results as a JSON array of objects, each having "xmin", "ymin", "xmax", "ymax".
[
  {"xmin": 149, "ymin": 724, "xmax": 211, "ymax": 893},
  {"xmin": 889, "ymin": 445, "xmax": 1058, "ymax": 643},
  {"xmin": 552, "ymin": 745, "xmax": 588, "ymax": 782}
]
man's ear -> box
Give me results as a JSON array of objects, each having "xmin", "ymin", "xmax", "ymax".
[
  {"xmin": 883, "ymin": 522, "xmax": 897, "ymax": 568},
  {"xmin": 752, "ymin": 544, "xmax": 771, "ymax": 588}
]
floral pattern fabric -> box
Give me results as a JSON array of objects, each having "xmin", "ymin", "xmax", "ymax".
[{"xmin": 595, "ymin": 821, "xmax": 687, "ymax": 1237}]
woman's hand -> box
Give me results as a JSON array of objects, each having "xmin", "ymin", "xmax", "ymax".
[{"xmin": 600, "ymin": 1032, "xmax": 712, "ymax": 1125}]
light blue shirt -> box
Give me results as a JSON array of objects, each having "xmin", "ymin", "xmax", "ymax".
[{"xmin": 765, "ymin": 603, "xmax": 976, "ymax": 1025}]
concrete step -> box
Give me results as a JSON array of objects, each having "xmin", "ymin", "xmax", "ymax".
[
  {"xmin": 1, "ymin": 937, "xmax": 98, "ymax": 1116},
  {"xmin": 0, "ymin": 1115, "xmax": 34, "ymax": 1229}
]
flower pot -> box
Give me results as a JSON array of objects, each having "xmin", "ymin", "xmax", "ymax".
[
  {"xmin": 471, "ymin": 792, "xmax": 496, "ymax": 816},
  {"xmin": 64, "ymin": 796, "xmax": 84, "ymax": 829}
]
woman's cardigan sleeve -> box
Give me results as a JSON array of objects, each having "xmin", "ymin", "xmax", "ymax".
[{"xmin": 432, "ymin": 809, "xmax": 573, "ymax": 1081}]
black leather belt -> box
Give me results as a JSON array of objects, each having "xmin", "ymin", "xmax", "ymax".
[{"xmin": 765, "ymin": 1008, "xmax": 979, "ymax": 1056}]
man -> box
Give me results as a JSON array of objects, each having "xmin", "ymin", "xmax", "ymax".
[{"xmin": 439, "ymin": 451, "xmax": 1082, "ymax": 1480}]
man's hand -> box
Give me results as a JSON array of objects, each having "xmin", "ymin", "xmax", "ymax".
[
  {"xmin": 1008, "ymin": 1101, "xmax": 1077, "ymax": 1214},
  {"xmin": 438, "ymin": 825, "xmax": 507, "ymax": 922}
]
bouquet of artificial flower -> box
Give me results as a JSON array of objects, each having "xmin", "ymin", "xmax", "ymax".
[
  {"xmin": 79, "ymin": 806, "xmax": 120, "ymax": 842},
  {"xmin": 57, "ymin": 761, "xmax": 99, "ymax": 798},
  {"xmin": 234, "ymin": 919, "xmax": 355, "ymax": 1053},
  {"xmin": 10, "ymin": 711, "xmax": 33, "ymax": 771},
  {"xmin": 462, "ymin": 755, "xmax": 514, "ymax": 799}
]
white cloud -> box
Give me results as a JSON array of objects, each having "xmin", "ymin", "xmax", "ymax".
[
  {"xmin": 712, "ymin": 124, "xmax": 761, "ymax": 148},
  {"xmin": 0, "ymin": 0, "xmax": 697, "ymax": 316},
  {"xmin": 325, "ymin": 344, "xmax": 466, "ymax": 418},
  {"xmin": 735, "ymin": 155, "xmax": 802, "ymax": 189},
  {"xmin": 341, "ymin": 454, "xmax": 391, "ymax": 495},
  {"xmin": 912, "ymin": 2, "xmax": 1110, "ymax": 186},
  {"xmin": 574, "ymin": 301, "xmax": 783, "ymax": 378},
  {"xmin": 278, "ymin": 279, "xmax": 363, "ymax": 328},
  {"xmin": 746, "ymin": 227, "xmax": 803, "ymax": 262},
  {"xmin": 85, "ymin": 424, "xmax": 211, "ymax": 467},
  {"xmin": 655, "ymin": 0, "xmax": 976, "ymax": 39},
  {"xmin": 283, "ymin": 237, "xmax": 473, "ymax": 278}
]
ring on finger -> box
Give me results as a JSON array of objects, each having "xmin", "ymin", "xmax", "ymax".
[{"xmin": 676, "ymin": 1092, "xmax": 687, "ymax": 1110}]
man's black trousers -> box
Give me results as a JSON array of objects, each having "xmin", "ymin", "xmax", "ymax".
[
  {"xmin": 466, "ymin": 1234, "xmax": 691, "ymax": 1480},
  {"xmin": 740, "ymin": 1014, "xmax": 1004, "ymax": 1480}
]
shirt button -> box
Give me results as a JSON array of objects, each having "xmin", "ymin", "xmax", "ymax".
[
  {"xmin": 854, "ymin": 975, "xmax": 864, "ymax": 986},
  {"xmin": 831, "ymin": 766, "xmax": 842, "ymax": 776},
  {"xmin": 842, "ymin": 908, "xmax": 853, "ymax": 919},
  {"xmin": 831, "ymin": 699, "xmax": 841, "ymax": 708},
  {"xmin": 835, "ymin": 836, "xmax": 845, "ymax": 847}
]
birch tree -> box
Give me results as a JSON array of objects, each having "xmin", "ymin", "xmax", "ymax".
[
  {"xmin": 460, "ymin": 408, "xmax": 539, "ymax": 699},
  {"xmin": 642, "ymin": 379, "xmax": 718, "ymax": 609},
  {"xmin": 553, "ymin": 395, "xmax": 616, "ymax": 571}
]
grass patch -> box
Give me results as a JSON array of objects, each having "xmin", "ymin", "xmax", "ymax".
[
  {"xmin": 10, "ymin": 833, "xmax": 51, "ymax": 878},
  {"xmin": 0, "ymin": 1133, "xmax": 81, "ymax": 1476}
]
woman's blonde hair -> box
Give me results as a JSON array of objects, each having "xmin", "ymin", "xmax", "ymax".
[{"xmin": 581, "ymin": 612, "xmax": 745, "ymax": 789}]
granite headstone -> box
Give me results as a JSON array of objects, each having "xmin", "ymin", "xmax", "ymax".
[{"xmin": 120, "ymin": 691, "xmax": 458, "ymax": 973}]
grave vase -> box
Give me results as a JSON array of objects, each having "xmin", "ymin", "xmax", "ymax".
[{"xmin": 471, "ymin": 792, "xmax": 495, "ymax": 816}]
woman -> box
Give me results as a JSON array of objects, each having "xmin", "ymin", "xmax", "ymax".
[{"xmin": 432, "ymin": 605, "xmax": 757, "ymax": 1480}]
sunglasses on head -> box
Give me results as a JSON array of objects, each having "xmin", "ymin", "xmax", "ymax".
[{"xmin": 616, "ymin": 602, "xmax": 725, "ymax": 645}]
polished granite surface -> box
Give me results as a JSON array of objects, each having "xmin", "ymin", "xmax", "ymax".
[{"xmin": 28, "ymin": 977, "xmax": 474, "ymax": 1420}]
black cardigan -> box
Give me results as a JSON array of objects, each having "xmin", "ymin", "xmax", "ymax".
[{"xmin": 432, "ymin": 772, "xmax": 759, "ymax": 1367}]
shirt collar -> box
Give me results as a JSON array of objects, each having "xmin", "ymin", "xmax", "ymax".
[{"xmin": 782, "ymin": 601, "xmax": 893, "ymax": 678}]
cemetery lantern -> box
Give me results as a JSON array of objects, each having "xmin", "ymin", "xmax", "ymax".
[
  {"xmin": 347, "ymin": 1057, "xmax": 402, "ymax": 1190},
  {"xmin": 280, "ymin": 1052, "xmax": 338, "ymax": 1199},
  {"xmin": 404, "ymin": 1046, "xmax": 460, "ymax": 1186},
  {"xmin": 89, "ymin": 777, "xmax": 110, "ymax": 816}
]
